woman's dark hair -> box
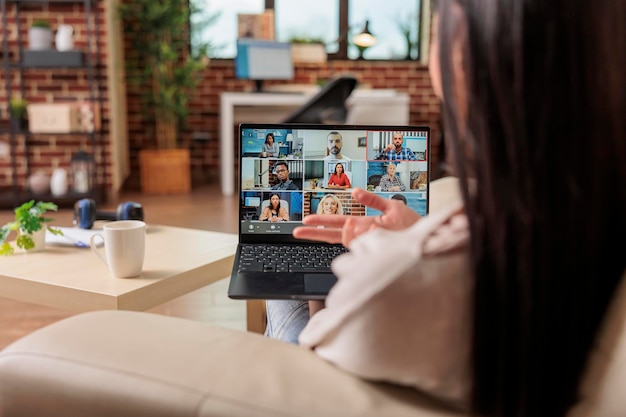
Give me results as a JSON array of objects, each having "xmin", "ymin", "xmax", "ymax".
[
  {"xmin": 268, "ymin": 193, "xmax": 282, "ymax": 211},
  {"xmin": 265, "ymin": 133, "xmax": 274, "ymax": 144},
  {"xmin": 333, "ymin": 163, "xmax": 344, "ymax": 175},
  {"xmin": 435, "ymin": 0, "xmax": 626, "ymax": 415}
]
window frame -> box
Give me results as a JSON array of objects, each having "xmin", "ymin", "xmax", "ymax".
[
  {"xmin": 190, "ymin": 0, "xmax": 428, "ymax": 61},
  {"xmin": 269, "ymin": 0, "xmax": 428, "ymax": 61}
]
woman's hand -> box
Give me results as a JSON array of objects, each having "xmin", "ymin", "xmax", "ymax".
[{"xmin": 293, "ymin": 188, "xmax": 422, "ymax": 247}]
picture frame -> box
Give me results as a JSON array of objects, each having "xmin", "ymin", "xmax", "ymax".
[{"xmin": 358, "ymin": 136, "xmax": 366, "ymax": 147}]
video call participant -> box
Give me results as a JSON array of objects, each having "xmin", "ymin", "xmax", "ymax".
[
  {"xmin": 379, "ymin": 163, "xmax": 406, "ymax": 192},
  {"xmin": 261, "ymin": 133, "xmax": 280, "ymax": 157},
  {"xmin": 259, "ymin": 193, "xmax": 289, "ymax": 222},
  {"xmin": 271, "ymin": 162, "xmax": 299, "ymax": 190},
  {"xmin": 327, "ymin": 163, "xmax": 351, "ymax": 189},
  {"xmin": 324, "ymin": 132, "xmax": 352, "ymax": 162},
  {"xmin": 316, "ymin": 194, "xmax": 344, "ymax": 215},
  {"xmin": 375, "ymin": 132, "xmax": 418, "ymax": 161}
]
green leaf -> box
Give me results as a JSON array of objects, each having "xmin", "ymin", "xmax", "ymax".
[
  {"xmin": 0, "ymin": 243, "xmax": 14, "ymax": 256},
  {"xmin": 47, "ymin": 226, "xmax": 64, "ymax": 236}
]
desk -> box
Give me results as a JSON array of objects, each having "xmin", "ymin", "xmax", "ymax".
[
  {"xmin": 219, "ymin": 90, "xmax": 410, "ymax": 196},
  {"xmin": 0, "ymin": 225, "xmax": 237, "ymax": 312}
]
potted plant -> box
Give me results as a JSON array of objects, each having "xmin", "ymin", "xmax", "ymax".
[
  {"xmin": 0, "ymin": 200, "xmax": 64, "ymax": 255},
  {"xmin": 9, "ymin": 97, "xmax": 28, "ymax": 132},
  {"xmin": 310, "ymin": 178, "xmax": 319, "ymax": 189},
  {"xmin": 29, "ymin": 19, "xmax": 53, "ymax": 50},
  {"xmin": 290, "ymin": 36, "xmax": 327, "ymax": 64},
  {"xmin": 118, "ymin": 0, "xmax": 210, "ymax": 194}
]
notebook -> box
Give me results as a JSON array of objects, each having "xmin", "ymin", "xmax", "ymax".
[{"xmin": 228, "ymin": 123, "xmax": 431, "ymax": 300}]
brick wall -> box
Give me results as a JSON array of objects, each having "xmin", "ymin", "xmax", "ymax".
[{"xmin": 2, "ymin": 0, "xmax": 442, "ymax": 199}]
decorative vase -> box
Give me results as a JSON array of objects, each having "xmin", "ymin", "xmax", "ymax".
[
  {"xmin": 55, "ymin": 25, "xmax": 74, "ymax": 51},
  {"xmin": 28, "ymin": 27, "xmax": 53, "ymax": 50},
  {"xmin": 50, "ymin": 168, "xmax": 68, "ymax": 196},
  {"xmin": 28, "ymin": 171, "xmax": 50, "ymax": 195}
]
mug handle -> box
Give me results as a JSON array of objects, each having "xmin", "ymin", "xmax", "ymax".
[{"xmin": 89, "ymin": 234, "xmax": 106, "ymax": 265}]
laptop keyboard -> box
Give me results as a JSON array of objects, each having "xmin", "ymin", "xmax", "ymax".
[{"xmin": 238, "ymin": 244, "xmax": 348, "ymax": 273}]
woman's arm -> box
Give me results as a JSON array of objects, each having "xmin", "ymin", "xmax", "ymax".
[
  {"xmin": 396, "ymin": 178, "xmax": 406, "ymax": 192},
  {"xmin": 379, "ymin": 176, "xmax": 391, "ymax": 191},
  {"xmin": 259, "ymin": 207, "xmax": 270, "ymax": 221},
  {"xmin": 342, "ymin": 173, "xmax": 352, "ymax": 188},
  {"xmin": 279, "ymin": 207, "xmax": 290, "ymax": 221}
]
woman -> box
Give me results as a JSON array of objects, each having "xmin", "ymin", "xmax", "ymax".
[
  {"xmin": 327, "ymin": 163, "xmax": 351, "ymax": 189},
  {"xmin": 271, "ymin": 0, "xmax": 626, "ymax": 414},
  {"xmin": 316, "ymin": 194, "xmax": 344, "ymax": 215},
  {"xmin": 261, "ymin": 133, "xmax": 279, "ymax": 157},
  {"xmin": 378, "ymin": 163, "xmax": 405, "ymax": 192},
  {"xmin": 259, "ymin": 193, "xmax": 289, "ymax": 222}
]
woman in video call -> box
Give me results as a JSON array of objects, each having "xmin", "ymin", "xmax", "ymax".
[
  {"xmin": 259, "ymin": 193, "xmax": 289, "ymax": 222},
  {"xmin": 316, "ymin": 194, "xmax": 344, "ymax": 215},
  {"xmin": 261, "ymin": 133, "xmax": 279, "ymax": 157},
  {"xmin": 327, "ymin": 163, "xmax": 351, "ymax": 189},
  {"xmin": 379, "ymin": 162, "xmax": 406, "ymax": 192}
]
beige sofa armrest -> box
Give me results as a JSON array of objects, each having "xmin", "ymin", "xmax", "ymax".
[{"xmin": 0, "ymin": 310, "xmax": 462, "ymax": 417}]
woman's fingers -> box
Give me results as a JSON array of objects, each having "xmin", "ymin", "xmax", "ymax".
[
  {"xmin": 352, "ymin": 188, "xmax": 392, "ymax": 212},
  {"xmin": 293, "ymin": 226, "xmax": 343, "ymax": 244},
  {"xmin": 302, "ymin": 214, "xmax": 349, "ymax": 227}
]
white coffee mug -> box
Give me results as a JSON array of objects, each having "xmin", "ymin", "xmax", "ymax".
[{"xmin": 89, "ymin": 220, "xmax": 146, "ymax": 278}]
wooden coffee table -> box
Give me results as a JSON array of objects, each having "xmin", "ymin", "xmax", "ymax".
[{"xmin": 0, "ymin": 225, "xmax": 237, "ymax": 312}]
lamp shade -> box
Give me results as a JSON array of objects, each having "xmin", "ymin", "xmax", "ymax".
[{"xmin": 353, "ymin": 20, "xmax": 377, "ymax": 48}]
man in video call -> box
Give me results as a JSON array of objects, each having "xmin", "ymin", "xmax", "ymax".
[
  {"xmin": 375, "ymin": 132, "xmax": 418, "ymax": 161},
  {"xmin": 324, "ymin": 131, "xmax": 352, "ymax": 162},
  {"xmin": 271, "ymin": 161, "xmax": 299, "ymax": 190}
]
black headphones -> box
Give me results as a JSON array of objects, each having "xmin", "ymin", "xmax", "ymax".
[{"xmin": 73, "ymin": 198, "xmax": 145, "ymax": 229}]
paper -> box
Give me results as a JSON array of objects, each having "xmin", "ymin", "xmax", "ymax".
[{"xmin": 45, "ymin": 227, "xmax": 101, "ymax": 248}]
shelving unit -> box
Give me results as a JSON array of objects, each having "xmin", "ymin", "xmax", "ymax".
[{"xmin": 0, "ymin": 0, "xmax": 104, "ymax": 208}]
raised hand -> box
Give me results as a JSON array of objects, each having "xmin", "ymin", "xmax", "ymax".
[{"xmin": 293, "ymin": 188, "xmax": 422, "ymax": 247}]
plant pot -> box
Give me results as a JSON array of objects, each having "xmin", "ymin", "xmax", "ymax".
[
  {"xmin": 20, "ymin": 229, "xmax": 46, "ymax": 253},
  {"xmin": 291, "ymin": 43, "xmax": 327, "ymax": 64},
  {"xmin": 139, "ymin": 148, "xmax": 191, "ymax": 194},
  {"xmin": 28, "ymin": 27, "xmax": 53, "ymax": 51}
]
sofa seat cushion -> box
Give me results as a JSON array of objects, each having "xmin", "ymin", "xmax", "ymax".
[{"xmin": 0, "ymin": 310, "xmax": 464, "ymax": 417}]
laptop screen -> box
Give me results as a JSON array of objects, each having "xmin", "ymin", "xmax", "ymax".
[{"xmin": 239, "ymin": 123, "xmax": 430, "ymax": 243}]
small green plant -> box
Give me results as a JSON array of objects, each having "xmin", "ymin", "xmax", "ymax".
[
  {"xmin": 9, "ymin": 98, "xmax": 28, "ymax": 119},
  {"xmin": 0, "ymin": 200, "xmax": 63, "ymax": 255},
  {"xmin": 31, "ymin": 19, "xmax": 51, "ymax": 29},
  {"xmin": 289, "ymin": 36, "xmax": 326, "ymax": 45}
]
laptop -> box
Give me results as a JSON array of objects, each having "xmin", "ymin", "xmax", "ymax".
[{"xmin": 228, "ymin": 123, "xmax": 431, "ymax": 300}]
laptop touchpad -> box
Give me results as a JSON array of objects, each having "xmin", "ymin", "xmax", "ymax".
[{"xmin": 304, "ymin": 274, "xmax": 337, "ymax": 293}]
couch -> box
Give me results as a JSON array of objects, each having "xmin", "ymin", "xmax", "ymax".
[{"xmin": 0, "ymin": 178, "xmax": 625, "ymax": 416}]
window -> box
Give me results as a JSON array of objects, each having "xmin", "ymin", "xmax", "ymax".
[{"xmin": 190, "ymin": 0, "xmax": 424, "ymax": 60}]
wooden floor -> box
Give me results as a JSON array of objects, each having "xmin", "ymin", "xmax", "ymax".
[{"xmin": 0, "ymin": 185, "xmax": 245, "ymax": 349}]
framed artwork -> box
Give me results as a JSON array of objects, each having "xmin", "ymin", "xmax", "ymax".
[{"xmin": 358, "ymin": 136, "xmax": 366, "ymax": 147}]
